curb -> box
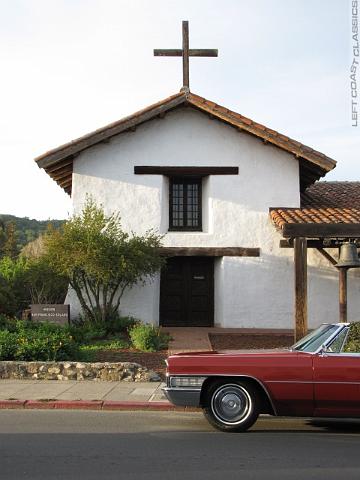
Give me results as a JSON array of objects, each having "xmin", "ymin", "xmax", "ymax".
[
  {"xmin": 0, "ymin": 400, "xmax": 25, "ymax": 409},
  {"xmin": 0, "ymin": 399, "xmax": 199, "ymax": 412}
]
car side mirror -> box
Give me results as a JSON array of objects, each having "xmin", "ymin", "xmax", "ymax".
[{"xmin": 319, "ymin": 344, "xmax": 328, "ymax": 356}]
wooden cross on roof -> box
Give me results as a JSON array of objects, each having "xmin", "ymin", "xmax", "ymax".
[{"xmin": 154, "ymin": 20, "xmax": 218, "ymax": 91}]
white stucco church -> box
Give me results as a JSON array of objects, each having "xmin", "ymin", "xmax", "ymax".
[{"xmin": 35, "ymin": 24, "xmax": 360, "ymax": 333}]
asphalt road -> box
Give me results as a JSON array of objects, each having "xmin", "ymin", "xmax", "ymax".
[{"xmin": 0, "ymin": 410, "xmax": 360, "ymax": 480}]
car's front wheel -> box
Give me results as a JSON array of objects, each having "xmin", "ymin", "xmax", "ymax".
[{"xmin": 203, "ymin": 380, "xmax": 260, "ymax": 432}]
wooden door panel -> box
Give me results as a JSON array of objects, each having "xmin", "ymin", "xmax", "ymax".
[
  {"xmin": 190, "ymin": 296, "xmax": 209, "ymax": 309},
  {"xmin": 188, "ymin": 311, "xmax": 209, "ymax": 326},
  {"xmin": 160, "ymin": 256, "xmax": 214, "ymax": 327},
  {"xmin": 165, "ymin": 282, "xmax": 183, "ymax": 293},
  {"xmin": 161, "ymin": 295, "xmax": 183, "ymax": 310}
]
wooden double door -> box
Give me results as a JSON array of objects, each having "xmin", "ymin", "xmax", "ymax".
[{"xmin": 160, "ymin": 257, "xmax": 214, "ymax": 327}]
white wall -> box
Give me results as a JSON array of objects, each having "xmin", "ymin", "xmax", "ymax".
[{"xmin": 68, "ymin": 106, "xmax": 360, "ymax": 329}]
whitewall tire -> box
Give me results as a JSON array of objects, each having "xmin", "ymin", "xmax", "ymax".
[{"xmin": 203, "ymin": 380, "xmax": 260, "ymax": 432}]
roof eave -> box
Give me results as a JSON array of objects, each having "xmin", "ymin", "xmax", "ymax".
[
  {"xmin": 186, "ymin": 94, "xmax": 336, "ymax": 175},
  {"xmin": 34, "ymin": 90, "xmax": 337, "ymax": 195},
  {"xmin": 35, "ymin": 91, "xmax": 187, "ymax": 169}
]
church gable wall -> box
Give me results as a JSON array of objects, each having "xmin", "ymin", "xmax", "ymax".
[{"xmin": 68, "ymin": 107, "xmax": 359, "ymax": 329}]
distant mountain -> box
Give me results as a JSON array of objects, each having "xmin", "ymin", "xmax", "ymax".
[{"xmin": 0, "ymin": 214, "xmax": 65, "ymax": 250}]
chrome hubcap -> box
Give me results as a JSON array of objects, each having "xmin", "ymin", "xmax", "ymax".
[{"xmin": 211, "ymin": 384, "xmax": 251, "ymax": 425}]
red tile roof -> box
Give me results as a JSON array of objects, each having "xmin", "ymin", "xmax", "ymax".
[
  {"xmin": 35, "ymin": 90, "xmax": 336, "ymax": 195},
  {"xmin": 270, "ymin": 182, "xmax": 360, "ymax": 238},
  {"xmin": 300, "ymin": 181, "xmax": 360, "ymax": 208}
]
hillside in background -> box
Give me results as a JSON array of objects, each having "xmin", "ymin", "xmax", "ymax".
[{"xmin": 0, "ymin": 214, "xmax": 65, "ymax": 250}]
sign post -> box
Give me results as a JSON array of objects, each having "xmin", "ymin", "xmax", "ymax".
[{"xmin": 31, "ymin": 304, "xmax": 70, "ymax": 325}]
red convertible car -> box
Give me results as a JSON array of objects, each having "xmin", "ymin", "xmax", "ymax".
[{"xmin": 163, "ymin": 323, "xmax": 360, "ymax": 432}]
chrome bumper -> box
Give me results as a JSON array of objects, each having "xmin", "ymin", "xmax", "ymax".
[{"xmin": 162, "ymin": 387, "xmax": 202, "ymax": 407}]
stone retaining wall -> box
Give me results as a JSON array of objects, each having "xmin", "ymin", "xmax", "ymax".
[{"xmin": 0, "ymin": 361, "xmax": 161, "ymax": 382}]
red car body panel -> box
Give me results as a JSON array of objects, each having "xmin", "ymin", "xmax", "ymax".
[
  {"xmin": 166, "ymin": 348, "xmax": 360, "ymax": 417},
  {"xmin": 313, "ymin": 354, "xmax": 360, "ymax": 416}
]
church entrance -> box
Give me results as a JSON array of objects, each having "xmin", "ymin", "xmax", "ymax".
[{"xmin": 160, "ymin": 256, "xmax": 214, "ymax": 327}]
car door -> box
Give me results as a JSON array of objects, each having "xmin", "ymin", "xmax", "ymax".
[{"xmin": 313, "ymin": 352, "xmax": 360, "ymax": 417}]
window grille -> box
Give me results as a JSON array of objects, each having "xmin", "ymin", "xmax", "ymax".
[{"xmin": 169, "ymin": 177, "xmax": 202, "ymax": 231}]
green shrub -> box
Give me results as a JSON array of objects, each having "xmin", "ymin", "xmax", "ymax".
[
  {"xmin": 66, "ymin": 321, "xmax": 107, "ymax": 344},
  {"xmin": 68, "ymin": 314, "xmax": 139, "ymax": 341},
  {"xmin": 90, "ymin": 338, "xmax": 130, "ymax": 350},
  {"xmin": 105, "ymin": 315, "xmax": 139, "ymax": 335},
  {"xmin": 129, "ymin": 323, "xmax": 170, "ymax": 352},
  {"xmin": 0, "ymin": 320, "xmax": 79, "ymax": 361},
  {"xmin": 0, "ymin": 330, "xmax": 17, "ymax": 359},
  {"xmin": 77, "ymin": 338, "xmax": 130, "ymax": 362},
  {"xmin": 0, "ymin": 255, "xmax": 68, "ymax": 317},
  {"xmin": 0, "ymin": 256, "xmax": 30, "ymax": 315},
  {"xmin": 23, "ymin": 257, "xmax": 68, "ymax": 305},
  {"xmin": 78, "ymin": 338, "xmax": 130, "ymax": 360},
  {"xmin": 0, "ymin": 315, "xmax": 18, "ymax": 332},
  {"xmin": 0, "ymin": 277, "xmax": 17, "ymax": 316},
  {"xmin": 77, "ymin": 346, "xmax": 97, "ymax": 362}
]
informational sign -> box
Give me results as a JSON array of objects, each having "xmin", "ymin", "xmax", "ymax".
[{"xmin": 31, "ymin": 304, "xmax": 70, "ymax": 325}]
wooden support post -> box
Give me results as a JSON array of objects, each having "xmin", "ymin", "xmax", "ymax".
[
  {"xmin": 339, "ymin": 268, "xmax": 348, "ymax": 323},
  {"xmin": 294, "ymin": 237, "xmax": 308, "ymax": 342}
]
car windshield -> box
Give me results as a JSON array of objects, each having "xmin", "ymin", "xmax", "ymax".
[{"xmin": 291, "ymin": 324, "xmax": 340, "ymax": 353}]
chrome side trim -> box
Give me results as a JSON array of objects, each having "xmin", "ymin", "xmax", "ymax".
[
  {"xmin": 266, "ymin": 380, "xmax": 313, "ymax": 384},
  {"xmin": 267, "ymin": 380, "xmax": 360, "ymax": 385},
  {"xmin": 163, "ymin": 387, "xmax": 202, "ymax": 392},
  {"xmin": 323, "ymin": 352, "xmax": 360, "ymax": 357}
]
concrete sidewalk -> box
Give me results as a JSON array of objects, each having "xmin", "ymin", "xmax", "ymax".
[{"xmin": 0, "ymin": 380, "xmax": 187, "ymax": 411}]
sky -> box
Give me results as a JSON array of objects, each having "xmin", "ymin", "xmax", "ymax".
[{"xmin": 0, "ymin": 0, "xmax": 359, "ymax": 220}]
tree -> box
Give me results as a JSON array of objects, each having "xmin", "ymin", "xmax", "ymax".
[
  {"xmin": 21, "ymin": 234, "xmax": 45, "ymax": 258},
  {"xmin": 20, "ymin": 233, "xmax": 68, "ymax": 305},
  {"xmin": 0, "ymin": 219, "xmax": 5, "ymax": 255},
  {"xmin": 43, "ymin": 198, "xmax": 164, "ymax": 324},
  {"xmin": 0, "ymin": 275, "xmax": 17, "ymax": 316},
  {"xmin": 1, "ymin": 222, "xmax": 18, "ymax": 259},
  {"xmin": 0, "ymin": 256, "xmax": 30, "ymax": 315}
]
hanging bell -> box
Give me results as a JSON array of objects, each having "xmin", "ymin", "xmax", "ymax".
[{"xmin": 335, "ymin": 242, "xmax": 360, "ymax": 269}]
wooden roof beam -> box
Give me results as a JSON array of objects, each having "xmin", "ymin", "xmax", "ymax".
[
  {"xmin": 282, "ymin": 223, "xmax": 360, "ymax": 239},
  {"xmin": 45, "ymin": 158, "xmax": 73, "ymax": 174},
  {"xmin": 59, "ymin": 178, "xmax": 72, "ymax": 188},
  {"xmin": 50, "ymin": 165, "xmax": 73, "ymax": 181},
  {"xmin": 159, "ymin": 247, "xmax": 260, "ymax": 257}
]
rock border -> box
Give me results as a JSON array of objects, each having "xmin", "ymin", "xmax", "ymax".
[{"xmin": 0, "ymin": 361, "xmax": 161, "ymax": 382}]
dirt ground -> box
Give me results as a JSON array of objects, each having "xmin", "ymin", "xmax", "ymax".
[{"xmin": 95, "ymin": 350, "xmax": 168, "ymax": 379}]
